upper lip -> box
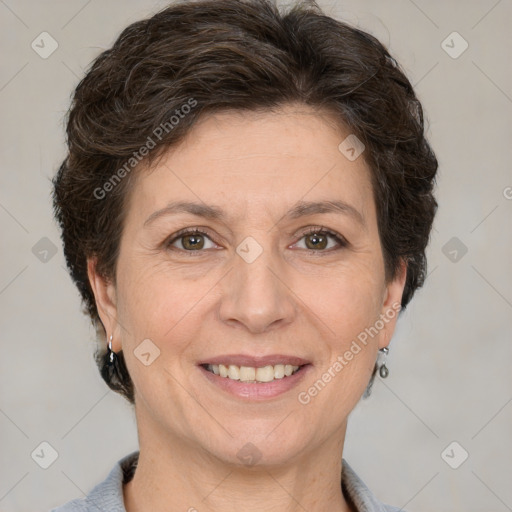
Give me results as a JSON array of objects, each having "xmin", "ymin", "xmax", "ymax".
[{"xmin": 198, "ymin": 354, "xmax": 311, "ymax": 367}]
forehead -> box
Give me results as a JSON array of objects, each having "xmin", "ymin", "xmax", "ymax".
[{"xmin": 127, "ymin": 105, "xmax": 375, "ymax": 227}]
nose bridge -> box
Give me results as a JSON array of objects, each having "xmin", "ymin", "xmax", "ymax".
[{"xmin": 218, "ymin": 234, "xmax": 295, "ymax": 332}]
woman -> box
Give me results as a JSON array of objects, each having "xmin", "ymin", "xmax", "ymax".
[{"xmin": 51, "ymin": 0, "xmax": 437, "ymax": 510}]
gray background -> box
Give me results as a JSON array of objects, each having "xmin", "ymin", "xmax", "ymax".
[{"xmin": 1, "ymin": 1, "xmax": 511, "ymax": 511}]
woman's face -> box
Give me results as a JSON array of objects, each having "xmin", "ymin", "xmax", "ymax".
[{"xmin": 90, "ymin": 104, "xmax": 406, "ymax": 466}]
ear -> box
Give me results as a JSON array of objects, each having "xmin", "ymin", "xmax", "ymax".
[
  {"xmin": 378, "ymin": 258, "xmax": 407, "ymax": 350},
  {"xmin": 87, "ymin": 257, "xmax": 122, "ymax": 352}
]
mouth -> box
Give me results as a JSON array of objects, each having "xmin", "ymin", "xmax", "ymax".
[
  {"xmin": 197, "ymin": 355, "xmax": 312, "ymax": 400},
  {"xmin": 201, "ymin": 362, "xmax": 305, "ymax": 383}
]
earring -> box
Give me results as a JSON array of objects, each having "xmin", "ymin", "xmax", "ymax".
[
  {"xmin": 99, "ymin": 333, "xmax": 134, "ymax": 400},
  {"xmin": 378, "ymin": 346, "xmax": 389, "ymax": 378},
  {"xmin": 107, "ymin": 334, "xmax": 117, "ymax": 365}
]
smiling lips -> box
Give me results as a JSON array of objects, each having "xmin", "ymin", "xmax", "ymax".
[
  {"xmin": 198, "ymin": 354, "xmax": 311, "ymax": 384},
  {"xmin": 204, "ymin": 363, "xmax": 301, "ymax": 383}
]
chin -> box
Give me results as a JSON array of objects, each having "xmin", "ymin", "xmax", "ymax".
[{"xmin": 199, "ymin": 424, "xmax": 308, "ymax": 468}]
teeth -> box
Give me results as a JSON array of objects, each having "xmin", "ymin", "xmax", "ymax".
[
  {"xmin": 207, "ymin": 363, "xmax": 301, "ymax": 382},
  {"xmin": 227, "ymin": 365, "xmax": 240, "ymax": 380},
  {"xmin": 273, "ymin": 364, "xmax": 285, "ymax": 379},
  {"xmin": 239, "ymin": 366, "xmax": 255, "ymax": 381},
  {"xmin": 255, "ymin": 365, "xmax": 274, "ymax": 382}
]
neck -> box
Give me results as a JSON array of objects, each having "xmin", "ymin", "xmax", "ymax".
[{"xmin": 123, "ymin": 413, "xmax": 355, "ymax": 512}]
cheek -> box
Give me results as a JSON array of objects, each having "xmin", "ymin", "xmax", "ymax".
[
  {"xmin": 307, "ymin": 259, "xmax": 384, "ymax": 330},
  {"xmin": 306, "ymin": 261, "xmax": 384, "ymax": 394},
  {"xmin": 115, "ymin": 257, "xmax": 215, "ymax": 363}
]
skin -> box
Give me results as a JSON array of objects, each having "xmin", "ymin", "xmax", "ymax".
[{"xmin": 88, "ymin": 104, "xmax": 407, "ymax": 512}]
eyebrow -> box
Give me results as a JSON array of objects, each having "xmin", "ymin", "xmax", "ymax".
[{"xmin": 143, "ymin": 199, "xmax": 365, "ymax": 227}]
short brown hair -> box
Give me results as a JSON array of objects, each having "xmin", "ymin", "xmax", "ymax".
[{"xmin": 52, "ymin": 0, "xmax": 438, "ymax": 405}]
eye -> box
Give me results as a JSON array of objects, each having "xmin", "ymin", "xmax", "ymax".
[
  {"xmin": 294, "ymin": 227, "xmax": 347, "ymax": 252},
  {"xmin": 165, "ymin": 226, "xmax": 347, "ymax": 254},
  {"xmin": 167, "ymin": 229, "xmax": 217, "ymax": 251}
]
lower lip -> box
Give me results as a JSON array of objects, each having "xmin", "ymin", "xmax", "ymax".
[{"xmin": 198, "ymin": 364, "xmax": 312, "ymax": 401}]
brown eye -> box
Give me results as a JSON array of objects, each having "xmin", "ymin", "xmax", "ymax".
[
  {"xmin": 167, "ymin": 230, "xmax": 216, "ymax": 251},
  {"xmin": 295, "ymin": 228, "xmax": 347, "ymax": 252},
  {"xmin": 304, "ymin": 232, "xmax": 328, "ymax": 250},
  {"xmin": 181, "ymin": 234, "xmax": 205, "ymax": 250}
]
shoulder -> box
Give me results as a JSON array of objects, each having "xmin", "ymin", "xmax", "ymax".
[
  {"xmin": 48, "ymin": 451, "xmax": 139, "ymax": 512},
  {"xmin": 342, "ymin": 459, "xmax": 407, "ymax": 512}
]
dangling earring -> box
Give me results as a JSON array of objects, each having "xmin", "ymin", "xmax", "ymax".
[
  {"xmin": 107, "ymin": 334, "xmax": 117, "ymax": 365},
  {"xmin": 103, "ymin": 333, "xmax": 123, "ymax": 386},
  {"xmin": 99, "ymin": 333, "xmax": 133, "ymax": 400},
  {"xmin": 378, "ymin": 346, "xmax": 389, "ymax": 378}
]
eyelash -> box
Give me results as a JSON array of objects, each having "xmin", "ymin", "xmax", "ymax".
[{"xmin": 165, "ymin": 226, "xmax": 348, "ymax": 255}]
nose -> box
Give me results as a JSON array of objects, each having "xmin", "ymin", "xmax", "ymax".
[{"xmin": 217, "ymin": 241, "xmax": 297, "ymax": 334}]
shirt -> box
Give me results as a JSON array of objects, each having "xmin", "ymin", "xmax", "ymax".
[{"xmin": 49, "ymin": 451, "xmax": 405, "ymax": 512}]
